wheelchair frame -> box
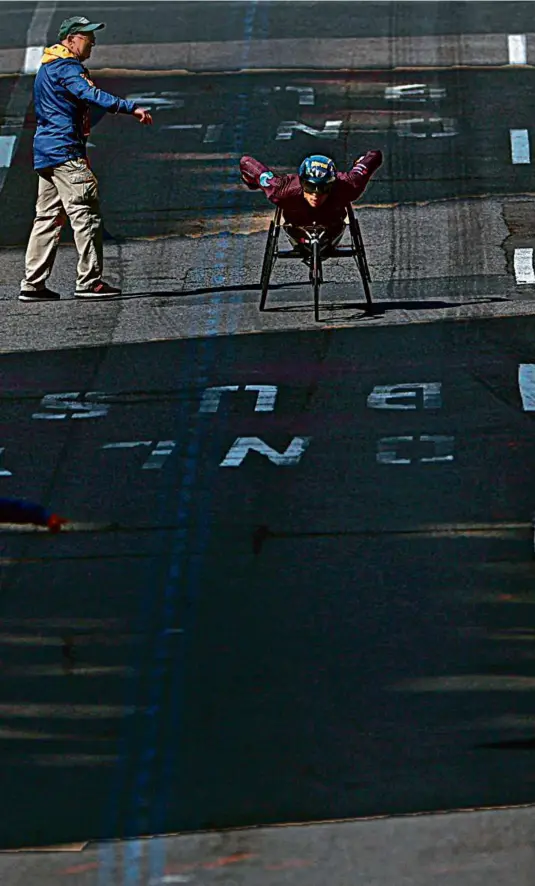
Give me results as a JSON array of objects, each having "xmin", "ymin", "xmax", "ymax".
[{"xmin": 259, "ymin": 203, "xmax": 374, "ymax": 322}]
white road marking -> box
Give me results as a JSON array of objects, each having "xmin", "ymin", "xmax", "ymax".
[
  {"xmin": 0, "ymin": 703, "xmax": 139, "ymax": 717},
  {"xmin": 32, "ymin": 391, "xmax": 110, "ymax": 419},
  {"xmin": 162, "ymin": 124, "xmax": 203, "ymax": 130},
  {"xmin": 419, "ymin": 435, "xmax": 455, "ymax": 463},
  {"xmin": 142, "ymin": 440, "xmax": 176, "ymax": 470},
  {"xmin": 0, "ymin": 136, "xmax": 17, "ymax": 168},
  {"xmin": 101, "ymin": 440, "xmax": 176, "ymax": 469},
  {"xmin": 245, "ymin": 384, "xmax": 278, "ymax": 412},
  {"xmin": 23, "ymin": 45, "xmax": 44, "ymax": 74},
  {"xmin": 514, "ymin": 248, "xmax": 535, "ymax": 283},
  {"xmin": 150, "ymin": 878, "xmax": 192, "ymax": 884},
  {"xmin": 126, "ymin": 93, "xmax": 185, "ymax": 109},
  {"xmin": 0, "ymin": 2, "xmax": 56, "ymax": 192},
  {"xmin": 0, "ymin": 521, "xmax": 118, "ymax": 533},
  {"xmin": 276, "ymin": 119, "xmax": 342, "ymax": 140},
  {"xmin": 199, "ymin": 385, "xmax": 240, "ymax": 413},
  {"xmin": 367, "ymin": 382, "xmax": 442, "ymax": 410},
  {"xmin": 0, "ymin": 448, "xmax": 13, "ymax": 477},
  {"xmin": 376, "ymin": 435, "xmax": 454, "ymax": 464},
  {"xmin": 376, "ymin": 436, "xmax": 413, "ymax": 465},
  {"xmin": 149, "ymin": 877, "xmax": 192, "ymax": 884},
  {"xmin": 394, "ymin": 116, "xmax": 457, "ymax": 138},
  {"xmin": 220, "ymin": 436, "xmax": 311, "ymax": 467},
  {"xmin": 510, "ymin": 129, "xmax": 531, "ymax": 164},
  {"xmin": 284, "ymin": 85, "xmax": 315, "ymax": 105},
  {"xmin": 508, "ymin": 34, "xmax": 527, "ymax": 65},
  {"xmin": 102, "ymin": 441, "xmax": 152, "ymax": 449},
  {"xmin": 384, "ymin": 84, "xmax": 446, "ymax": 101},
  {"xmin": 199, "ymin": 385, "xmax": 278, "ymax": 412},
  {"xmin": 518, "ymin": 364, "xmax": 535, "ymax": 410},
  {"xmin": 203, "ymin": 123, "xmax": 223, "ymax": 143}
]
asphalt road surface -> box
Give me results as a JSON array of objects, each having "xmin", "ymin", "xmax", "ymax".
[
  {"xmin": 1, "ymin": 3, "xmax": 535, "ymax": 884},
  {"xmin": 3, "ymin": 67, "xmax": 535, "ymax": 244},
  {"xmin": 2, "ymin": 318, "xmax": 535, "ymax": 852}
]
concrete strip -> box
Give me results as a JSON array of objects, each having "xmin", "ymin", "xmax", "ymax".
[
  {"xmin": 0, "ymin": 275, "xmax": 534, "ymax": 355},
  {"xmin": 0, "ymin": 194, "xmax": 519, "ymax": 352},
  {"xmin": 0, "ymin": 34, "xmax": 526, "ymax": 75},
  {"xmin": 1, "ymin": 805, "xmax": 535, "ymax": 885}
]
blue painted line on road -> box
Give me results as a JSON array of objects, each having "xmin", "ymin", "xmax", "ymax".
[
  {"xmin": 97, "ymin": 5, "xmax": 266, "ymax": 886},
  {"xmin": 148, "ymin": 2, "xmax": 269, "ymax": 881}
]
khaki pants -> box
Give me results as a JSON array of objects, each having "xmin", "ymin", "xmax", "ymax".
[{"xmin": 21, "ymin": 159, "xmax": 103, "ymax": 293}]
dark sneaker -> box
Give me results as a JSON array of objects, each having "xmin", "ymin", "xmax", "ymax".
[
  {"xmin": 19, "ymin": 287, "xmax": 61, "ymax": 302},
  {"xmin": 75, "ymin": 280, "xmax": 122, "ymax": 299}
]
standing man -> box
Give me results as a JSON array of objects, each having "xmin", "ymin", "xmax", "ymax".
[{"xmin": 20, "ymin": 15, "xmax": 153, "ymax": 302}]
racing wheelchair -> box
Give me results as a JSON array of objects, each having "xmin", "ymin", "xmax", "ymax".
[{"xmin": 259, "ymin": 203, "xmax": 374, "ymax": 322}]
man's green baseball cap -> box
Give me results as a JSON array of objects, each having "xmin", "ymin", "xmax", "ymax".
[{"xmin": 58, "ymin": 16, "xmax": 105, "ymax": 40}]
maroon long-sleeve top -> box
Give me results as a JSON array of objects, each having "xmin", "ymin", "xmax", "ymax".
[{"xmin": 240, "ymin": 150, "xmax": 382, "ymax": 231}]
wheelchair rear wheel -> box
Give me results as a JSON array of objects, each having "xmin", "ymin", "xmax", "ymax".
[{"xmin": 348, "ymin": 208, "xmax": 373, "ymax": 314}]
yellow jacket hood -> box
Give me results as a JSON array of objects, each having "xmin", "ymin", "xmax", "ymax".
[{"xmin": 41, "ymin": 44, "xmax": 78, "ymax": 64}]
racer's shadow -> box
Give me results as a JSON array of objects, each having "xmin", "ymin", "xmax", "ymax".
[
  {"xmin": 113, "ymin": 288, "xmax": 510, "ymax": 319},
  {"xmin": 261, "ymin": 295, "xmax": 510, "ymax": 320}
]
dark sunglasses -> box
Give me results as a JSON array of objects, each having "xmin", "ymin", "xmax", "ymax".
[{"xmin": 301, "ymin": 179, "xmax": 333, "ymax": 195}]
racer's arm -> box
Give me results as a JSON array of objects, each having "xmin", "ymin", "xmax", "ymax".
[
  {"xmin": 59, "ymin": 63, "xmax": 137, "ymax": 115},
  {"xmin": 340, "ymin": 149, "xmax": 383, "ymax": 200},
  {"xmin": 240, "ymin": 155, "xmax": 288, "ymax": 203}
]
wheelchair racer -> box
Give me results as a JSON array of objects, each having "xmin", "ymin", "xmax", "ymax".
[{"xmin": 240, "ymin": 150, "xmax": 382, "ymax": 251}]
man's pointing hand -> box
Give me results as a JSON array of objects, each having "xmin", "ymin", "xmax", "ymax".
[{"xmin": 133, "ymin": 107, "xmax": 153, "ymax": 125}]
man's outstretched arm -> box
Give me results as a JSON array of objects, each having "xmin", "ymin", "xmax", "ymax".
[{"xmin": 59, "ymin": 63, "xmax": 136, "ymax": 114}]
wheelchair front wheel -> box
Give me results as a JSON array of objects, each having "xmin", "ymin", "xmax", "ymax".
[{"xmin": 311, "ymin": 239, "xmax": 322, "ymax": 322}]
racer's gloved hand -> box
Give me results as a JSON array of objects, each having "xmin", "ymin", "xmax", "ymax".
[
  {"xmin": 353, "ymin": 150, "xmax": 383, "ymax": 171},
  {"xmin": 240, "ymin": 171, "xmax": 260, "ymax": 190}
]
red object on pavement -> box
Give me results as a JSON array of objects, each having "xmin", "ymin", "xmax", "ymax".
[{"xmin": 47, "ymin": 514, "xmax": 68, "ymax": 533}]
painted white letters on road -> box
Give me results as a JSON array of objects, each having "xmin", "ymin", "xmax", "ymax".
[
  {"xmin": 276, "ymin": 120, "xmax": 342, "ymax": 140},
  {"xmin": 101, "ymin": 440, "xmax": 176, "ymax": 470},
  {"xmin": 377, "ymin": 435, "xmax": 454, "ymax": 464},
  {"xmin": 0, "ymin": 448, "xmax": 12, "ymax": 477},
  {"xmin": 220, "ymin": 436, "xmax": 311, "ymax": 467},
  {"xmin": 367, "ymin": 382, "xmax": 442, "ymax": 410},
  {"xmin": 33, "ymin": 392, "xmax": 109, "ymax": 420},
  {"xmin": 244, "ymin": 385, "xmax": 278, "ymax": 412},
  {"xmin": 199, "ymin": 385, "xmax": 278, "ymax": 413},
  {"xmin": 199, "ymin": 386, "xmax": 240, "ymax": 413}
]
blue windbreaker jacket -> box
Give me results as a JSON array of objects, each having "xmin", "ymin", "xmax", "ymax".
[{"xmin": 33, "ymin": 44, "xmax": 137, "ymax": 169}]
